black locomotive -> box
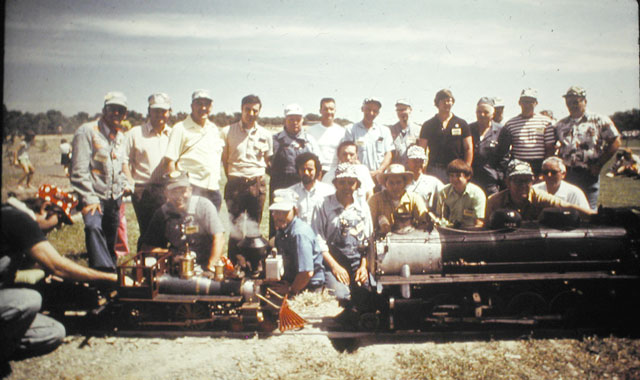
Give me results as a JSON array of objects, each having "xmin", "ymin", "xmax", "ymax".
[{"xmin": 348, "ymin": 207, "xmax": 640, "ymax": 331}]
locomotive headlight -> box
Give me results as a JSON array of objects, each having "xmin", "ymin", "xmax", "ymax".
[{"xmin": 242, "ymin": 280, "xmax": 257, "ymax": 301}]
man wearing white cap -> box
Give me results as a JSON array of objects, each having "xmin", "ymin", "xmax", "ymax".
[
  {"xmin": 554, "ymin": 86, "xmax": 621, "ymax": 210},
  {"xmin": 343, "ymin": 98, "xmax": 394, "ymax": 182},
  {"xmin": 269, "ymin": 189, "xmax": 325, "ymax": 295},
  {"xmin": 71, "ymin": 91, "xmax": 130, "ymax": 272},
  {"xmin": 492, "ymin": 96, "xmax": 505, "ymax": 124},
  {"xmin": 123, "ymin": 93, "xmax": 172, "ymax": 238},
  {"xmin": 306, "ymin": 97, "xmax": 345, "ymax": 177},
  {"xmin": 405, "ymin": 145, "xmax": 444, "ymax": 210},
  {"xmin": 162, "ymin": 89, "xmax": 225, "ymax": 211},
  {"xmin": 368, "ymin": 164, "xmax": 428, "ymax": 235},
  {"xmin": 495, "ymin": 88, "xmax": 555, "ymax": 176},
  {"xmin": 312, "ymin": 163, "xmax": 373, "ymax": 302},
  {"xmin": 322, "ymin": 140, "xmax": 375, "ymax": 204},
  {"xmin": 269, "ymin": 104, "xmax": 319, "ymax": 236},
  {"xmin": 389, "ymin": 99, "xmax": 421, "ymax": 166}
]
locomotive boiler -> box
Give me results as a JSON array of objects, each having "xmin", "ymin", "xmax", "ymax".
[{"xmin": 352, "ymin": 207, "xmax": 640, "ymax": 331}]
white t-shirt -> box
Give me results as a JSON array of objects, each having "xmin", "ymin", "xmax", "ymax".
[
  {"xmin": 533, "ymin": 180, "xmax": 590, "ymax": 209},
  {"xmin": 306, "ymin": 123, "xmax": 345, "ymax": 170}
]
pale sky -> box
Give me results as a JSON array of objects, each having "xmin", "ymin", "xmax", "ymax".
[{"xmin": 4, "ymin": 0, "xmax": 639, "ymax": 126}]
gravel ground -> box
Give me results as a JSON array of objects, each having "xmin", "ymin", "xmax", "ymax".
[{"xmin": 5, "ymin": 293, "xmax": 640, "ymax": 380}]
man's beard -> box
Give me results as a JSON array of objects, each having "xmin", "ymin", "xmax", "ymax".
[{"xmin": 301, "ymin": 176, "xmax": 314, "ymax": 185}]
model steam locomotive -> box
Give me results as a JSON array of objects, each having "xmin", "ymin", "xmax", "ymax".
[
  {"xmin": 348, "ymin": 206, "xmax": 640, "ymax": 331},
  {"xmin": 39, "ymin": 233, "xmax": 304, "ymax": 333}
]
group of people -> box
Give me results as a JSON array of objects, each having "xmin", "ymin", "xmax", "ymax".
[{"xmin": 1, "ymin": 84, "xmax": 621, "ymax": 362}]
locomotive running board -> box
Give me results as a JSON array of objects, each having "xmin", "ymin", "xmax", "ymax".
[{"xmin": 377, "ymin": 272, "xmax": 639, "ymax": 285}]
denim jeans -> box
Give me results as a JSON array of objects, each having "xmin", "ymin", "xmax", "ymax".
[
  {"xmin": 324, "ymin": 270, "xmax": 351, "ymax": 302},
  {"xmin": 0, "ymin": 288, "xmax": 65, "ymax": 361},
  {"xmin": 83, "ymin": 197, "xmax": 122, "ymax": 271}
]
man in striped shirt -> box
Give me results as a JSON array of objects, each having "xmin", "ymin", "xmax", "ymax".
[{"xmin": 495, "ymin": 88, "xmax": 555, "ymax": 176}]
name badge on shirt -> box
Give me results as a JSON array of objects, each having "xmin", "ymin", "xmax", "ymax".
[
  {"xmin": 350, "ymin": 220, "xmax": 365, "ymax": 236},
  {"xmin": 536, "ymin": 127, "xmax": 546, "ymax": 134},
  {"xmin": 451, "ymin": 128, "xmax": 462, "ymax": 136},
  {"xmin": 356, "ymin": 139, "xmax": 365, "ymax": 147},
  {"xmin": 463, "ymin": 209, "xmax": 475, "ymax": 217},
  {"xmin": 185, "ymin": 225, "xmax": 199, "ymax": 234}
]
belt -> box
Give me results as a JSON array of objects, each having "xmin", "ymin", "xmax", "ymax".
[{"xmin": 228, "ymin": 176, "xmax": 262, "ymax": 184}]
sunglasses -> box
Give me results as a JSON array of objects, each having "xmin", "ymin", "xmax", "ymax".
[{"xmin": 543, "ymin": 169, "xmax": 560, "ymax": 175}]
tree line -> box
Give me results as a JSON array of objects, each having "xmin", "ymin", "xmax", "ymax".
[
  {"xmin": 1, "ymin": 104, "xmax": 353, "ymax": 143},
  {"xmin": 2, "ymin": 103, "xmax": 638, "ymax": 143}
]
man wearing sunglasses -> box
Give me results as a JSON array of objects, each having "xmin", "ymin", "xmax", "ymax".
[
  {"xmin": 554, "ymin": 86, "xmax": 621, "ymax": 210},
  {"xmin": 533, "ymin": 156, "xmax": 589, "ymax": 209},
  {"xmin": 71, "ymin": 91, "xmax": 130, "ymax": 272},
  {"xmin": 486, "ymin": 159, "xmax": 595, "ymax": 222}
]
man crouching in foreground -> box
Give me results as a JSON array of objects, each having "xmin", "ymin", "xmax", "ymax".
[
  {"xmin": 1, "ymin": 187, "xmax": 122, "ymax": 365},
  {"xmin": 269, "ymin": 189, "xmax": 325, "ymax": 296}
]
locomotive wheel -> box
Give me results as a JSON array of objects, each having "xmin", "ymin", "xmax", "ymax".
[
  {"xmin": 174, "ymin": 303, "xmax": 210, "ymax": 330},
  {"xmin": 549, "ymin": 290, "xmax": 586, "ymax": 324},
  {"xmin": 229, "ymin": 316, "xmax": 244, "ymax": 332},
  {"xmin": 358, "ymin": 312, "xmax": 380, "ymax": 331},
  {"xmin": 506, "ymin": 292, "xmax": 547, "ymax": 318}
]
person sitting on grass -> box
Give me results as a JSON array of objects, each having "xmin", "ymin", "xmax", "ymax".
[
  {"xmin": 434, "ymin": 159, "xmax": 486, "ymax": 228},
  {"xmin": 606, "ymin": 148, "xmax": 640, "ymax": 178},
  {"xmin": 1, "ymin": 187, "xmax": 123, "ymax": 364}
]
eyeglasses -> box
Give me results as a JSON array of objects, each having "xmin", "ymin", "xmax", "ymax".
[{"xmin": 542, "ymin": 169, "xmax": 560, "ymax": 176}]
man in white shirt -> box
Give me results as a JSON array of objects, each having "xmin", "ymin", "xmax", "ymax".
[
  {"xmin": 343, "ymin": 98, "xmax": 394, "ymax": 183},
  {"xmin": 533, "ymin": 156, "xmax": 590, "ymax": 209},
  {"xmin": 287, "ymin": 152, "xmax": 334, "ymax": 225},
  {"xmin": 162, "ymin": 89, "xmax": 225, "ymax": 211},
  {"xmin": 123, "ymin": 92, "xmax": 172, "ymax": 236},
  {"xmin": 306, "ymin": 98, "xmax": 345, "ymax": 177},
  {"xmin": 322, "ymin": 140, "xmax": 374, "ymax": 204},
  {"xmin": 404, "ymin": 145, "xmax": 443, "ymax": 210}
]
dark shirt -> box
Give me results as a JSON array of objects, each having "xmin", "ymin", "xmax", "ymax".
[
  {"xmin": 1, "ymin": 205, "xmax": 47, "ymax": 288},
  {"xmin": 141, "ymin": 195, "xmax": 224, "ymax": 266},
  {"xmin": 419, "ymin": 114, "xmax": 470, "ymax": 168},
  {"xmin": 469, "ymin": 121, "xmax": 504, "ymax": 195}
]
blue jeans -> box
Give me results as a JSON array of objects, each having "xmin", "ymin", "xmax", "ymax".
[
  {"xmin": 0, "ymin": 288, "xmax": 65, "ymax": 361},
  {"xmin": 324, "ymin": 270, "xmax": 351, "ymax": 302},
  {"xmin": 83, "ymin": 197, "xmax": 121, "ymax": 271}
]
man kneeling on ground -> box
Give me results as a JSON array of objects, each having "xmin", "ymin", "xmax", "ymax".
[
  {"xmin": 1, "ymin": 188, "xmax": 122, "ymax": 363},
  {"xmin": 269, "ymin": 189, "xmax": 324, "ymax": 296}
]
